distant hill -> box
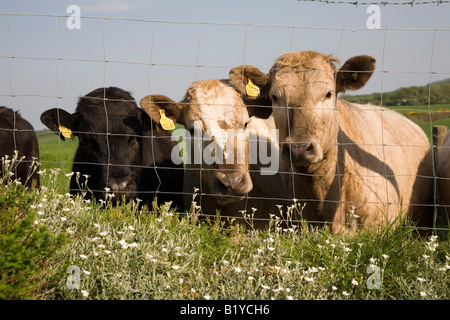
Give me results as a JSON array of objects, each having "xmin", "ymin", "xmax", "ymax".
[{"xmin": 340, "ymin": 78, "xmax": 450, "ymax": 106}]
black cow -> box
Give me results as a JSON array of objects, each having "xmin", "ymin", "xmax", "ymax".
[
  {"xmin": 0, "ymin": 107, "xmax": 40, "ymax": 188},
  {"xmin": 40, "ymin": 87, "xmax": 184, "ymax": 210}
]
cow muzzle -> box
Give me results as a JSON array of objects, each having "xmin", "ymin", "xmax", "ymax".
[
  {"xmin": 105, "ymin": 177, "xmax": 138, "ymax": 201},
  {"xmin": 281, "ymin": 142, "xmax": 321, "ymax": 167},
  {"xmin": 213, "ymin": 170, "xmax": 253, "ymax": 205}
]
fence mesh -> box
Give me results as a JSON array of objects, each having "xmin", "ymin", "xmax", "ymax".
[{"xmin": 0, "ymin": 12, "xmax": 449, "ymax": 233}]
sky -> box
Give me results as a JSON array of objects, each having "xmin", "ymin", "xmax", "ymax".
[{"xmin": 0, "ymin": 0, "xmax": 449, "ymax": 130}]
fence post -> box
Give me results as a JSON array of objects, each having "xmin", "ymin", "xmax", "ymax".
[{"xmin": 432, "ymin": 125, "xmax": 447, "ymax": 165}]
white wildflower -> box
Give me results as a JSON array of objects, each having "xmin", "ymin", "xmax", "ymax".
[
  {"xmin": 351, "ymin": 279, "xmax": 359, "ymax": 286},
  {"xmin": 81, "ymin": 290, "xmax": 89, "ymax": 298},
  {"xmin": 417, "ymin": 277, "xmax": 426, "ymax": 282},
  {"xmin": 119, "ymin": 239, "xmax": 128, "ymax": 249},
  {"xmin": 83, "ymin": 270, "xmax": 91, "ymax": 275},
  {"xmin": 234, "ymin": 267, "xmax": 242, "ymax": 273},
  {"xmin": 80, "ymin": 254, "xmax": 87, "ymax": 259},
  {"xmin": 172, "ymin": 265, "xmax": 181, "ymax": 270}
]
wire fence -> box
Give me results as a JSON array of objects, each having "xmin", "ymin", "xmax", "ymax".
[
  {"xmin": 297, "ymin": 0, "xmax": 450, "ymax": 5},
  {"xmin": 0, "ymin": 12, "xmax": 449, "ymax": 233}
]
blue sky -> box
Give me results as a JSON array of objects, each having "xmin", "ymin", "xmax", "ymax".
[{"xmin": 0, "ymin": 0, "xmax": 449, "ymax": 130}]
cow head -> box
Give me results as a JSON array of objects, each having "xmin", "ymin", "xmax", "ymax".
[
  {"xmin": 141, "ymin": 80, "xmax": 256, "ymax": 206},
  {"xmin": 40, "ymin": 87, "xmax": 147, "ymax": 201},
  {"xmin": 230, "ymin": 51, "xmax": 376, "ymax": 168}
]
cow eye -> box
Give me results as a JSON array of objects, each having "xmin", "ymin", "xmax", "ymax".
[
  {"xmin": 271, "ymin": 95, "xmax": 278, "ymax": 103},
  {"xmin": 325, "ymin": 91, "xmax": 332, "ymax": 99}
]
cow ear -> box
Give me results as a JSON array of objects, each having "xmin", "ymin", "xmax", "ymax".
[
  {"xmin": 40, "ymin": 108, "xmax": 76, "ymax": 141},
  {"xmin": 336, "ymin": 55, "xmax": 376, "ymax": 93},
  {"xmin": 229, "ymin": 65, "xmax": 272, "ymax": 119},
  {"xmin": 140, "ymin": 95, "xmax": 183, "ymax": 128}
]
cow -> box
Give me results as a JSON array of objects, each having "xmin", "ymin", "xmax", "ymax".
[
  {"xmin": 0, "ymin": 107, "xmax": 40, "ymax": 188},
  {"xmin": 140, "ymin": 79, "xmax": 294, "ymax": 229},
  {"xmin": 40, "ymin": 87, "xmax": 184, "ymax": 210},
  {"xmin": 437, "ymin": 129, "xmax": 450, "ymax": 223},
  {"xmin": 229, "ymin": 51, "xmax": 434, "ymax": 234}
]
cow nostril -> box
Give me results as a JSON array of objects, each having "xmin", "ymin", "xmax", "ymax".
[
  {"xmin": 216, "ymin": 172, "xmax": 231, "ymax": 188},
  {"xmin": 108, "ymin": 179, "xmax": 133, "ymax": 193},
  {"xmin": 305, "ymin": 143, "xmax": 314, "ymax": 153}
]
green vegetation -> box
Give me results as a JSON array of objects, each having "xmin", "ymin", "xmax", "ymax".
[
  {"xmin": 0, "ymin": 155, "xmax": 449, "ymax": 300},
  {"xmin": 37, "ymin": 130, "xmax": 78, "ymax": 193},
  {"xmin": 2, "ymin": 94, "xmax": 449, "ymax": 299},
  {"xmin": 341, "ymin": 78, "xmax": 450, "ymax": 107}
]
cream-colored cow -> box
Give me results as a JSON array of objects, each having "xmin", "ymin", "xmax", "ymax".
[
  {"xmin": 230, "ymin": 51, "xmax": 434, "ymax": 234},
  {"xmin": 141, "ymin": 79, "xmax": 294, "ymax": 229}
]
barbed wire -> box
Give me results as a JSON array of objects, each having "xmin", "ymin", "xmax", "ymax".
[{"xmin": 297, "ymin": 0, "xmax": 450, "ymax": 5}]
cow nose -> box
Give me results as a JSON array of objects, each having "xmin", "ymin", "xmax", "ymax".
[
  {"xmin": 282, "ymin": 142, "xmax": 317, "ymax": 166},
  {"xmin": 215, "ymin": 171, "xmax": 253, "ymax": 196},
  {"xmin": 107, "ymin": 178, "xmax": 136, "ymax": 198}
]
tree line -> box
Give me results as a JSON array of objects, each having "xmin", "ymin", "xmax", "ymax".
[{"xmin": 340, "ymin": 79, "xmax": 450, "ymax": 106}]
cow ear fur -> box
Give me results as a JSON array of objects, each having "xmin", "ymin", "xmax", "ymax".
[
  {"xmin": 40, "ymin": 108, "xmax": 76, "ymax": 141},
  {"xmin": 229, "ymin": 65, "xmax": 273, "ymax": 119},
  {"xmin": 140, "ymin": 95, "xmax": 183, "ymax": 125},
  {"xmin": 336, "ymin": 55, "xmax": 376, "ymax": 93}
]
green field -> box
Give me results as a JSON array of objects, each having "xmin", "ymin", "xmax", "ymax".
[
  {"xmin": 386, "ymin": 104, "xmax": 450, "ymax": 142},
  {"xmin": 37, "ymin": 130, "xmax": 79, "ymax": 192}
]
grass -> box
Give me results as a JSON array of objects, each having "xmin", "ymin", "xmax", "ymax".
[
  {"xmin": 1, "ymin": 151, "xmax": 449, "ymax": 300},
  {"xmin": 37, "ymin": 130, "xmax": 78, "ymax": 193},
  {"xmin": 1, "ymin": 116, "xmax": 449, "ymax": 300},
  {"xmin": 386, "ymin": 104, "xmax": 450, "ymax": 142}
]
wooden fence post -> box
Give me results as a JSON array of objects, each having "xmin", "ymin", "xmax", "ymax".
[{"xmin": 432, "ymin": 125, "xmax": 448, "ymax": 165}]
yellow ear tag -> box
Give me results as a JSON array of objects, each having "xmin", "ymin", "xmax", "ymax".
[
  {"xmin": 59, "ymin": 125, "xmax": 73, "ymax": 139},
  {"xmin": 159, "ymin": 109, "xmax": 175, "ymax": 131},
  {"xmin": 246, "ymin": 78, "xmax": 260, "ymax": 97},
  {"xmin": 352, "ymin": 72, "xmax": 358, "ymax": 80}
]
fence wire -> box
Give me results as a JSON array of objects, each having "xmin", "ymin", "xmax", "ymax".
[{"xmin": 0, "ymin": 13, "xmax": 449, "ymax": 233}]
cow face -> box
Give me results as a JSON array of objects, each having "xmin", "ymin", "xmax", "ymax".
[
  {"xmin": 141, "ymin": 80, "xmax": 254, "ymax": 205},
  {"xmin": 41, "ymin": 87, "xmax": 145, "ymax": 201},
  {"xmin": 230, "ymin": 52, "xmax": 375, "ymax": 168}
]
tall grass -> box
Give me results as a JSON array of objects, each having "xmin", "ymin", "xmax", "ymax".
[{"xmin": 1, "ymin": 156, "xmax": 449, "ymax": 300}]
